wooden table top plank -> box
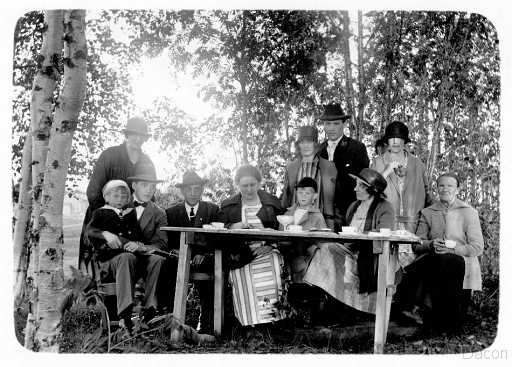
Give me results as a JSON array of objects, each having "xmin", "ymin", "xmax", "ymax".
[{"xmin": 160, "ymin": 226, "xmax": 421, "ymax": 243}]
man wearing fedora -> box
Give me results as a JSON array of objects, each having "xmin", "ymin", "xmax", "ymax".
[
  {"xmin": 127, "ymin": 163, "xmax": 170, "ymax": 321},
  {"xmin": 165, "ymin": 170, "xmax": 220, "ymax": 334},
  {"xmin": 79, "ymin": 117, "xmax": 155, "ymax": 274},
  {"xmin": 318, "ymin": 103, "xmax": 369, "ymax": 230}
]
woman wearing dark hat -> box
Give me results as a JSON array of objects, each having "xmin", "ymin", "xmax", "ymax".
[
  {"xmin": 281, "ymin": 125, "xmax": 323, "ymax": 210},
  {"xmin": 218, "ymin": 164, "xmax": 286, "ymax": 327},
  {"xmin": 371, "ymin": 121, "xmax": 433, "ymax": 324},
  {"xmin": 371, "ymin": 121, "xmax": 431, "ymax": 240},
  {"xmin": 304, "ymin": 168, "xmax": 396, "ymax": 316}
]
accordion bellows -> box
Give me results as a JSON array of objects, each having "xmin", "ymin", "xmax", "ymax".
[{"xmin": 229, "ymin": 250, "xmax": 284, "ymax": 326}]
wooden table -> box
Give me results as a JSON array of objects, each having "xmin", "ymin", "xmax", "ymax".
[{"xmin": 160, "ymin": 226, "xmax": 420, "ymax": 353}]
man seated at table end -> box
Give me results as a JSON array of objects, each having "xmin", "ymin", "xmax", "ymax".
[{"xmin": 166, "ymin": 170, "xmax": 220, "ymax": 334}]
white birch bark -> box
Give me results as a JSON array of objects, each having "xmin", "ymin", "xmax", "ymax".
[
  {"xmin": 13, "ymin": 133, "xmax": 33, "ymax": 308},
  {"xmin": 24, "ymin": 9, "xmax": 64, "ymax": 350},
  {"xmin": 30, "ymin": 9, "xmax": 87, "ymax": 352},
  {"xmin": 340, "ymin": 11, "xmax": 357, "ymax": 137}
]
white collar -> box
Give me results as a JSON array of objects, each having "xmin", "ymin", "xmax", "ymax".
[
  {"xmin": 133, "ymin": 194, "xmax": 148, "ymax": 205},
  {"xmin": 184, "ymin": 202, "xmax": 199, "ymax": 213},
  {"xmin": 328, "ymin": 135, "xmax": 343, "ymax": 147},
  {"xmin": 102, "ymin": 205, "xmax": 133, "ymax": 216}
]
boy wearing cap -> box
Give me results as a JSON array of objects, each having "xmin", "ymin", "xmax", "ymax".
[
  {"xmin": 281, "ymin": 177, "xmax": 327, "ymax": 284},
  {"xmin": 282, "ymin": 177, "xmax": 327, "ymax": 232},
  {"xmin": 86, "ymin": 180, "xmax": 144, "ymax": 261}
]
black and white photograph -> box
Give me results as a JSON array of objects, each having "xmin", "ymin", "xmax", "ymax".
[{"xmin": 4, "ymin": 0, "xmax": 509, "ymax": 361}]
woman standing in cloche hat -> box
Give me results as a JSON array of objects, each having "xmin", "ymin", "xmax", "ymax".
[{"xmin": 371, "ymin": 121, "xmax": 432, "ymax": 239}]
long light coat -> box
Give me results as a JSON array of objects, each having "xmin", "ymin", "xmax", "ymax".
[
  {"xmin": 415, "ymin": 198, "xmax": 484, "ymax": 290},
  {"xmin": 371, "ymin": 152, "xmax": 431, "ymax": 232}
]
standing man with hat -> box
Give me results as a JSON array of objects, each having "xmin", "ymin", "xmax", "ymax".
[
  {"xmin": 165, "ymin": 170, "xmax": 220, "ymax": 334},
  {"xmin": 79, "ymin": 117, "xmax": 155, "ymax": 274},
  {"xmin": 281, "ymin": 125, "xmax": 323, "ymax": 210},
  {"xmin": 318, "ymin": 103, "xmax": 369, "ymax": 230}
]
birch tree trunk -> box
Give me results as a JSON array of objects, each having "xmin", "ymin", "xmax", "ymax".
[
  {"xmin": 13, "ymin": 134, "xmax": 33, "ymax": 308},
  {"xmin": 356, "ymin": 10, "xmax": 364, "ymax": 141},
  {"xmin": 24, "ymin": 9, "xmax": 64, "ymax": 350},
  {"xmin": 240, "ymin": 11, "xmax": 249, "ymax": 164},
  {"xmin": 30, "ymin": 9, "xmax": 87, "ymax": 352},
  {"xmin": 340, "ymin": 11, "xmax": 356, "ymax": 137}
]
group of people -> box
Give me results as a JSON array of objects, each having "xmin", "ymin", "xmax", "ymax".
[{"xmin": 78, "ymin": 103, "xmax": 484, "ymax": 337}]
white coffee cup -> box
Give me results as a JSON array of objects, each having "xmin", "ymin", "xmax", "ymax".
[
  {"xmin": 445, "ymin": 239, "xmax": 456, "ymax": 248},
  {"xmin": 288, "ymin": 225, "xmax": 303, "ymax": 232},
  {"xmin": 342, "ymin": 226, "xmax": 356, "ymax": 233},
  {"xmin": 211, "ymin": 222, "xmax": 225, "ymax": 229}
]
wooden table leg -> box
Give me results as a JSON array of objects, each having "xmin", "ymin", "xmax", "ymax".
[
  {"xmin": 171, "ymin": 232, "xmax": 191, "ymax": 342},
  {"xmin": 383, "ymin": 244, "xmax": 397, "ymax": 344},
  {"xmin": 374, "ymin": 240, "xmax": 390, "ymax": 353},
  {"xmin": 214, "ymin": 249, "xmax": 224, "ymax": 337}
]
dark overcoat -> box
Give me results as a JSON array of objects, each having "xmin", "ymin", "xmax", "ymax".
[{"xmin": 318, "ymin": 135, "xmax": 369, "ymax": 227}]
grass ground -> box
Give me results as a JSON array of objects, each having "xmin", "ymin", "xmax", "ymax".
[{"xmin": 14, "ymin": 281, "xmax": 498, "ymax": 354}]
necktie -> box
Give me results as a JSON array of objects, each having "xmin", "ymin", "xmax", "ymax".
[
  {"xmin": 189, "ymin": 207, "xmax": 195, "ymax": 221},
  {"xmin": 134, "ymin": 201, "xmax": 147, "ymax": 208},
  {"xmin": 328, "ymin": 142, "xmax": 335, "ymax": 161}
]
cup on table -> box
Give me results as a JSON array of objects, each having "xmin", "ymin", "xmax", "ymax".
[
  {"xmin": 287, "ymin": 225, "xmax": 303, "ymax": 232},
  {"xmin": 342, "ymin": 226, "xmax": 356, "ymax": 234},
  {"xmin": 444, "ymin": 239, "xmax": 456, "ymax": 248},
  {"xmin": 211, "ymin": 222, "xmax": 225, "ymax": 229},
  {"xmin": 380, "ymin": 228, "xmax": 391, "ymax": 235},
  {"xmin": 277, "ymin": 215, "xmax": 294, "ymax": 230}
]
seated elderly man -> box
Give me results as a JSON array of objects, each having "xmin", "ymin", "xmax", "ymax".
[{"xmin": 410, "ymin": 172, "xmax": 484, "ymax": 334}]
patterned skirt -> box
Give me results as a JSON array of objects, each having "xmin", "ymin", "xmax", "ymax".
[
  {"xmin": 303, "ymin": 242, "xmax": 378, "ymax": 314},
  {"xmin": 229, "ymin": 250, "xmax": 284, "ymax": 326}
]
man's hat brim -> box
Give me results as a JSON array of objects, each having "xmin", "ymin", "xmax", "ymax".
[
  {"xmin": 127, "ymin": 174, "xmax": 164, "ymax": 183},
  {"xmin": 175, "ymin": 179, "xmax": 208, "ymax": 188},
  {"xmin": 122, "ymin": 128, "xmax": 151, "ymax": 137},
  {"xmin": 319, "ymin": 114, "xmax": 351, "ymax": 121}
]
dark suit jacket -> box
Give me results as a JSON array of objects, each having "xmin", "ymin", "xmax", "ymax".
[
  {"xmin": 137, "ymin": 201, "xmax": 168, "ymax": 251},
  {"xmin": 86, "ymin": 207, "xmax": 144, "ymax": 262},
  {"xmin": 165, "ymin": 201, "xmax": 220, "ymax": 251},
  {"xmin": 318, "ymin": 135, "xmax": 369, "ymax": 226}
]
